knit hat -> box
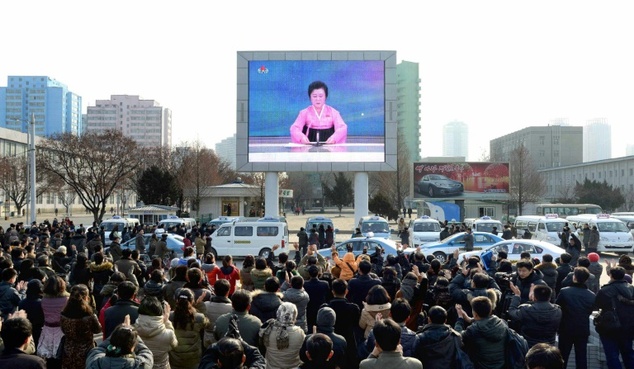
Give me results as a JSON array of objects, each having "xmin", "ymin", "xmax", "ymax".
[
  {"xmin": 588, "ymin": 252, "xmax": 600, "ymax": 263},
  {"xmin": 316, "ymin": 307, "xmax": 336, "ymax": 328}
]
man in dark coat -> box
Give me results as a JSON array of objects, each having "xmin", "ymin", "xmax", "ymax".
[
  {"xmin": 347, "ymin": 260, "xmax": 381, "ymax": 311},
  {"xmin": 103, "ymin": 281, "xmax": 139, "ymax": 338},
  {"xmin": 299, "ymin": 307, "xmax": 347, "ymax": 369},
  {"xmin": 512, "ymin": 259, "xmax": 547, "ymax": 304},
  {"xmin": 556, "ymin": 267, "xmax": 596, "ymax": 369},
  {"xmin": 594, "ymin": 266, "xmax": 634, "ymax": 369},
  {"xmin": 508, "ymin": 284, "xmax": 562, "ymax": 348},
  {"xmin": 414, "ymin": 305, "xmax": 463, "ymax": 369},
  {"xmin": 0, "ymin": 316, "xmax": 46, "ymax": 369},
  {"xmin": 304, "ymin": 265, "xmax": 331, "ymax": 330},
  {"xmin": 325, "ymin": 278, "xmax": 360, "ymax": 369},
  {"xmin": 297, "ymin": 227, "xmax": 309, "ymax": 257}
]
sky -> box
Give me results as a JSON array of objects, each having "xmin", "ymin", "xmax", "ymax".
[{"xmin": 2, "ymin": 1, "xmax": 633, "ymax": 161}]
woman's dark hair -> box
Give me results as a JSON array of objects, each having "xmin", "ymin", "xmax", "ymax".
[
  {"xmin": 173, "ymin": 265, "xmax": 188, "ymax": 281},
  {"xmin": 285, "ymin": 260, "xmax": 296, "ymax": 273},
  {"xmin": 150, "ymin": 269, "xmax": 164, "ymax": 283},
  {"xmin": 172, "ymin": 288, "xmax": 196, "ymax": 330},
  {"xmin": 43, "ymin": 276, "xmax": 67, "ymax": 297},
  {"xmin": 214, "ymin": 279, "xmax": 231, "ymax": 297},
  {"xmin": 19, "ymin": 258, "xmax": 34, "ymax": 275},
  {"xmin": 186, "ymin": 268, "xmax": 203, "ymax": 286},
  {"xmin": 139, "ymin": 296, "xmax": 163, "ymax": 317},
  {"xmin": 430, "ymin": 259, "xmax": 441, "ymax": 273},
  {"xmin": 222, "ymin": 255, "xmax": 233, "ymax": 268},
  {"xmin": 205, "ymin": 253, "xmax": 215, "ymax": 264},
  {"xmin": 308, "ymin": 81, "xmax": 328, "ymax": 98},
  {"xmin": 93, "ymin": 252, "xmax": 105, "ymax": 265},
  {"xmin": 74, "ymin": 252, "xmax": 88, "ymax": 271},
  {"xmin": 62, "ymin": 284, "xmax": 93, "ymax": 318},
  {"xmin": 365, "ymin": 284, "xmax": 391, "ymax": 305},
  {"xmin": 109, "ymin": 271, "xmax": 127, "ymax": 284},
  {"xmin": 151, "ymin": 257, "xmax": 163, "ymax": 269},
  {"xmin": 107, "ymin": 325, "xmax": 138, "ymax": 356},
  {"xmin": 255, "ymin": 257, "xmax": 267, "ymax": 270},
  {"xmin": 243, "ymin": 255, "xmax": 255, "ymax": 268}
]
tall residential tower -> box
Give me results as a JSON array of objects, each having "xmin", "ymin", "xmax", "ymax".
[
  {"xmin": 583, "ymin": 118, "xmax": 611, "ymax": 162},
  {"xmin": 84, "ymin": 95, "xmax": 172, "ymax": 147},
  {"xmin": 443, "ymin": 121, "xmax": 468, "ymax": 158},
  {"xmin": 396, "ymin": 61, "xmax": 421, "ymax": 162},
  {"xmin": 0, "ymin": 76, "xmax": 82, "ymax": 136}
]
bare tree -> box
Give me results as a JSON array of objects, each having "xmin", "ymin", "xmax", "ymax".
[
  {"xmin": 369, "ymin": 130, "xmax": 410, "ymax": 214},
  {"xmin": 509, "ymin": 144, "xmax": 545, "ymax": 216},
  {"xmin": 0, "ymin": 154, "xmax": 55, "ymax": 215},
  {"xmin": 38, "ymin": 130, "xmax": 144, "ymax": 223},
  {"xmin": 173, "ymin": 141, "xmax": 236, "ymax": 216},
  {"xmin": 286, "ymin": 172, "xmax": 314, "ymax": 210},
  {"xmin": 57, "ymin": 187, "xmax": 77, "ymax": 216}
]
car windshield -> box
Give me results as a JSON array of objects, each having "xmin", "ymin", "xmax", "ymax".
[
  {"xmin": 161, "ymin": 221, "xmax": 182, "ymax": 229},
  {"xmin": 429, "ymin": 175, "xmax": 447, "ymax": 180},
  {"xmin": 362, "ymin": 222, "xmax": 389, "ymax": 233},
  {"xmin": 476, "ymin": 223, "xmax": 500, "ymax": 232},
  {"xmin": 413, "ymin": 222, "xmax": 441, "ymax": 232},
  {"xmin": 546, "ymin": 222, "xmax": 565, "ymax": 232},
  {"xmin": 101, "ymin": 222, "xmax": 121, "ymax": 231},
  {"xmin": 598, "ymin": 221, "xmax": 629, "ymax": 233}
]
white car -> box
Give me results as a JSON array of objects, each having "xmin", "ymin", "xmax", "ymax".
[{"xmin": 458, "ymin": 239, "xmax": 565, "ymax": 268}]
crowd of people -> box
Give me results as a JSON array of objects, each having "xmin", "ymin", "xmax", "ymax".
[{"xmin": 1, "ymin": 218, "xmax": 634, "ymax": 369}]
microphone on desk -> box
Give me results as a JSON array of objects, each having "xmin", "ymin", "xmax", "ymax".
[{"xmin": 315, "ymin": 132, "xmax": 322, "ymax": 146}]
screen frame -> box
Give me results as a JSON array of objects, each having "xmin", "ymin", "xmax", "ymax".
[{"xmin": 236, "ymin": 50, "xmax": 398, "ymax": 172}]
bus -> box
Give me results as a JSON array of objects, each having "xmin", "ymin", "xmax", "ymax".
[{"xmin": 534, "ymin": 203, "xmax": 602, "ymax": 218}]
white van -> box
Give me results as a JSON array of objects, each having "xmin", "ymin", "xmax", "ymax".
[
  {"xmin": 358, "ymin": 216, "xmax": 391, "ymax": 239},
  {"xmin": 465, "ymin": 216, "xmax": 503, "ymax": 234},
  {"xmin": 100, "ymin": 216, "xmax": 141, "ymax": 246},
  {"xmin": 609, "ymin": 214, "xmax": 634, "ymax": 238},
  {"xmin": 158, "ymin": 216, "xmax": 197, "ymax": 234},
  {"xmin": 534, "ymin": 214, "xmax": 568, "ymax": 245},
  {"xmin": 567, "ymin": 214, "xmax": 634, "ymax": 253},
  {"xmin": 409, "ymin": 215, "xmax": 442, "ymax": 247},
  {"xmin": 210, "ymin": 220, "xmax": 289, "ymax": 258}
]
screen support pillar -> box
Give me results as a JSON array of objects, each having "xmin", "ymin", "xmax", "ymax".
[
  {"xmin": 265, "ymin": 172, "xmax": 279, "ymax": 217},
  {"xmin": 354, "ymin": 172, "xmax": 369, "ymax": 227}
]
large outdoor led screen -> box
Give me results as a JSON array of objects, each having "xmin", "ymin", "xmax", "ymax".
[
  {"xmin": 413, "ymin": 162, "xmax": 511, "ymax": 200},
  {"xmin": 236, "ymin": 51, "xmax": 397, "ymax": 173}
]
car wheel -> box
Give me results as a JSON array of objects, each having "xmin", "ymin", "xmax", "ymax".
[
  {"xmin": 428, "ymin": 186, "xmax": 435, "ymax": 197},
  {"xmin": 259, "ymin": 247, "xmax": 271, "ymax": 258},
  {"xmin": 433, "ymin": 251, "xmax": 446, "ymax": 263},
  {"xmin": 210, "ymin": 247, "xmax": 218, "ymax": 259}
]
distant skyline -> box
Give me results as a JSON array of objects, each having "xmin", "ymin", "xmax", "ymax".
[{"xmin": 1, "ymin": 1, "xmax": 632, "ymax": 162}]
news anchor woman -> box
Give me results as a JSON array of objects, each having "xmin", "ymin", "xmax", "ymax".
[{"xmin": 290, "ymin": 81, "xmax": 348, "ymax": 144}]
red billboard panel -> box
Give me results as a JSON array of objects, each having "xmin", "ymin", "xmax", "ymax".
[{"xmin": 413, "ymin": 162, "xmax": 510, "ymax": 200}]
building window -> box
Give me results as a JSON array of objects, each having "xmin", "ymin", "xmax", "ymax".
[
  {"xmin": 539, "ymin": 136, "xmax": 545, "ymax": 145},
  {"xmin": 553, "ymin": 136, "xmax": 559, "ymax": 145},
  {"xmin": 554, "ymin": 150, "xmax": 559, "ymax": 157}
]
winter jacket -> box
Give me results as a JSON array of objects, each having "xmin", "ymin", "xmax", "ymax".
[
  {"xmin": 555, "ymin": 283, "xmax": 596, "ymax": 337},
  {"xmin": 512, "ymin": 269, "xmax": 546, "ymax": 303},
  {"xmin": 359, "ymin": 306, "xmax": 391, "ymax": 339},
  {"xmin": 534, "ymin": 262, "xmax": 558, "ymax": 292},
  {"xmin": 134, "ymin": 314, "xmax": 178, "ymax": 369},
  {"xmin": 202, "ymin": 296, "xmax": 233, "ymax": 347},
  {"xmin": 86, "ymin": 338, "xmax": 153, "ymax": 369},
  {"xmin": 240, "ymin": 266, "xmax": 255, "ymax": 291},
  {"xmin": 249, "ymin": 290, "xmax": 282, "ymax": 323},
  {"xmin": 508, "ymin": 296, "xmax": 562, "ymax": 347},
  {"xmin": 0, "ymin": 281, "xmax": 21, "ymax": 320},
  {"xmin": 359, "ymin": 351, "xmax": 422, "ymax": 369},
  {"xmin": 594, "ymin": 279, "xmax": 634, "ymax": 337},
  {"xmin": 169, "ymin": 312, "xmax": 209, "ymax": 369},
  {"xmin": 210, "ymin": 265, "xmax": 241, "ymax": 296},
  {"xmin": 364, "ymin": 322, "xmax": 417, "ymax": 357},
  {"xmin": 60, "ymin": 314, "xmax": 102, "ymax": 369},
  {"xmin": 163, "ymin": 279, "xmax": 187, "ymax": 309},
  {"xmin": 332, "ymin": 251, "xmax": 357, "ymax": 281},
  {"xmin": 104, "ymin": 299, "xmax": 140, "ymax": 339},
  {"xmin": 260, "ymin": 321, "xmax": 305, "ymax": 369},
  {"xmin": 143, "ymin": 280, "xmax": 166, "ymax": 301},
  {"xmin": 455, "ymin": 315, "xmax": 508, "ymax": 369},
  {"xmin": 588, "ymin": 262, "xmax": 604, "ymax": 294},
  {"xmin": 250, "ymin": 268, "xmax": 273, "ymax": 291},
  {"xmin": 413, "ymin": 323, "xmax": 462, "ymax": 369},
  {"xmin": 214, "ymin": 310, "xmax": 262, "ymax": 347},
  {"xmin": 347, "ymin": 274, "xmax": 382, "ymax": 311},
  {"xmin": 303, "ymin": 278, "xmax": 330, "ymax": 329},
  {"xmin": 282, "ymin": 287, "xmax": 310, "ymax": 333}
]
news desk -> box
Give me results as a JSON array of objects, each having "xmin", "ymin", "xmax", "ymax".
[{"xmin": 248, "ymin": 137, "xmax": 385, "ymax": 162}]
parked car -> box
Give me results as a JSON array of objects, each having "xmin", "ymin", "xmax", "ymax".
[
  {"xmin": 316, "ymin": 237, "xmax": 407, "ymax": 261},
  {"xmin": 305, "ymin": 216, "xmax": 339, "ymax": 239},
  {"xmin": 417, "ymin": 174, "xmax": 464, "ymax": 197},
  {"xmin": 105, "ymin": 233, "xmax": 186, "ymax": 264},
  {"xmin": 458, "ymin": 239, "xmax": 565, "ymax": 269},
  {"xmin": 413, "ymin": 231, "xmax": 503, "ymax": 263}
]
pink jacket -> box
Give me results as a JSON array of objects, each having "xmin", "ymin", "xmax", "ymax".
[{"xmin": 290, "ymin": 105, "xmax": 348, "ymax": 143}]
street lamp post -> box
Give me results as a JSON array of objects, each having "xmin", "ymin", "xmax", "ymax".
[{"xmin": 28, "ymin": 113, "xmax": 36, "ymax": 225}]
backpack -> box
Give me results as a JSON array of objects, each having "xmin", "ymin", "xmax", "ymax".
[{"xmin": 505, "ymin": 327, "xmax": 529, "ymax": 369}]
